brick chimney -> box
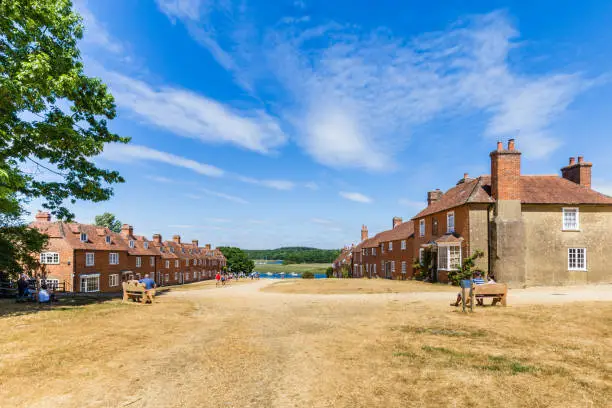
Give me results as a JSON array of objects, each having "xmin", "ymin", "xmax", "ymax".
[
  {"xmin": 205, "ymin": 243, "xmax": 211, "ymax": 250},
  {"xmin": 361, "ymin": 225, "xmax": 368, "ymax": 241},
  {"xmin": 173, "ymin": 235, "xmax": 181, "ymax": 244},
  {"xmin": 561, "ymin": 156, "xmax": 592, "ymax": 188},
  {"xmin": 152, "ymin": 234, "xmax": 162, "ymax": 244},
  {"xmin": 121, "ymin": 224, "xmax": 133, "ymax": 237},
  {"xmin": 192, "ymin": 239, "xmax": 199, "ymax": 247},
  {"xmin": 35, "ymin": 211, "xmax": 51, "ymax": 222},
  {"xmin": 490, "ymin": 139, "xmax": 521, "ymax": 201},
  {"xmin": 427, "ymin": 189, "xmax": 443, "ymax": 206},
  {"xmin": 392, "ymin": 217, "xmax": 403, "ymax": 228}
]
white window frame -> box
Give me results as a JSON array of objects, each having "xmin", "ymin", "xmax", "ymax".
[
  {"xmin": 380, "ymin": 243, "xmax": 384, "ymax": 253},
  {"xmin": 40, "ymin": 252, "xmax": 60, "ymax": 265},
  {"xmin": 447, "ymin": 211, "xmax": 455, "ymax": 233},
  {"xmin": 85, "ymin": 252, "xmax": 95, "ymax": 267},
  {"xmin": 419, "ymin": 248, "xmax": 425, "ymax": 265},
  {"xmin": 401, "ymin": 240, "xmax": 406, "ymax": 250},
  {"xmin": 562, "ymin": 208, "xmax": 580, "ymax": 231},
  {"xmin": 391, "ymin": 261, "xmax": 395, "ymax": 273},
  {"xmin": 165, "ymin": 273, "xmax": 169, "ymax": 282},
  {"xmin": 185, "ymin": 259, "xmax": 189, "ymax": 266},
  {"xmin": 105, "ymin": 236, "xmax": 111, "ymax": 244},
  {"xmin": 175, "ymin": 260, "xmax": 179, "ymax": 268},
  {"xmin": 193, "ymin": 259, "xmax": 197, "ymax": 266},
  {"xmin": 80, "ymin": 233, "xmax": 88, "ymax": 242},
  {"xmin": 419, "ymin": 219, "xmax": 425, "ymax": 237},
  {"xmin": 568, "ymin": 248, "xmax": 587, "ymax": 271},
  {"xmin": 136, "ymin": 257, "xmax": 142, "ymax": 268},
  {"xmin": 389, "ymin": 242, "xmax": 393, "ymax": 251},
  {"xmin": 401, "ymin": 261, "xmax": 407, "ymax": 274},
  {"xmin": 174, "ymin": 272, "xmax": 178, "ymax": 281},
  {"xmin": 143, "ymin": 242, "xmax": 149, "ymax": 249},
  {"xmin": 129, "ymin": 240, "xmax": 135, "ymax": 248},
  {"xmin": 109, "ymin": 252, "xmax": 119, "ymax": 265},
  {"xmin": 109, "ymin": 274, "xmax": 119, "ymax": 287},
  {"xmin": 437, "ymin": 244, "xmax": 461, "ymax": 271},
  {"xmin": 165, "ymin": 260, "xmax": 170, "ymax": 269},
  {"xmin": 150, "ymin": 256, "xmax": 155, "ymax": 266},
  {"xmin": 40, "ymin": 278, "xmax": 59, "ymax": 290},
  {"xmin": 80, "ymin": 274, "xmax": 100, "ymax": 293}
]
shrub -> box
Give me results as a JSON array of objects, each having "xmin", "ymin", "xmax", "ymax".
[
  {"xmin": 448, "ymin": 250, "xmax": 485, "ymax": 286},
  {"xmin": 301, "ymin": 271, "xmax": 315, "ymax": 279},
  {"xmin": 325, "ymin": 267, "xmax": 334, "ymax": 278}
]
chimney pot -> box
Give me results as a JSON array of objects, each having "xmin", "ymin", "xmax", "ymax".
[
  {"xmin": 173, "ymin": 235, "xmax": 181, "ymax": 244},
  {"xmin": 121, "ymin": 224, "xmax": 133, "ymax": 237},
  {"xmin": 152, "ymin": 234, "xmax": 162, "ymax": 244},
  {"xmin": 35, "ymin": 211, "xmax": 51, "ymax": 222},
  {"xmin": 205, "ymin": 243, "xmax": 211, "ymax": 250},
  {"xmin": 578, "ymin": 156, "xmax": 584, "ymax": 164},
  {"xmin": 569, "ymin": 157, "xmax": 576, "ymax": 165},
  {"xmin": 508, "ymin": 139, "xmax": 515, "ymax": 151},
  {"xmin": 192, "ymin": 239, "xmax": 199, "ymax": 247},
  {"xmin": 497, "ymin": 141, "xmax": 503, "ymax": 151},
  {"xmin": 392, "ymin": 217, "xmax": 403, "ymax": 228},
  {"xmin": 464, "ymin": 172, "xmax": 469, "ymax": 179}
]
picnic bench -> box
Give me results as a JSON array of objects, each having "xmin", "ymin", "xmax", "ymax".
[
  {"xmin": 122, "ymin": 280, "xmax": 155, "ymax": 304},
  {"xmin": 467, "ymin": 283, "xmax": 508, "ymax": 306}
]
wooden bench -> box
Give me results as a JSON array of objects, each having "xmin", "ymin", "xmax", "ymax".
[
  {"xmin": 467, "ymin": 283, "xmax": 508, "ymax": 306},
  {"xmin": 122, "ymin": 280, "xmax": 155, "ymax": 304}
]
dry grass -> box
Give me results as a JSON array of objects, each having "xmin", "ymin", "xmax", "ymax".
[
  {"xmin": 156, "ymin": 278, "xmax": 255, "ymax": 293},
  {"xmin": 0, "ymin": 281, "xmax": 610, "ymax": 408},
  {"xmin": 261, "ymin": 278, "xmax": 457, "ymax": 294}
]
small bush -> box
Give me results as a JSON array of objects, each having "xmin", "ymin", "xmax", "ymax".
[
  {"xmin": 325, "ymin": 267, "xmax": 334, "ymax": 278},
  {"xmin": 301, "ymin": 271, "xmax": 315, "ymax": 279}
]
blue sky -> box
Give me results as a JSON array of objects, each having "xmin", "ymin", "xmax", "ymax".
[{"xmin": 28, "ymin": 0, "xmax": 612, "ymax": 249}]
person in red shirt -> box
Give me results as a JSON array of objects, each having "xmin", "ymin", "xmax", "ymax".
[{"xmin": 215, "ymin": 272, "xmax": 221, "ymax": 287}]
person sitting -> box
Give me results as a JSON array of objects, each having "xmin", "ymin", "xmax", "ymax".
[
  {"xmin": 487, "ymin": 274, "xmax": 496, "ymax": 283},
  {"xmin": 139, "ymin": 274, "xmax": 156, "ymax": 290},
  {"xmin": 451, "ymin": 271, "xmax": 486, "ymax": 306},
  {"xmin": 17, "ymin": 274, "xmax": 30, "ymax": 302},
  {"xmin": 38, "ymin": 284, "xmax": 50, "ymax": 303}
]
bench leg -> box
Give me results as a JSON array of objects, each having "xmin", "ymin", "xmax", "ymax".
[{"xmin": 501, "ymin": 294, "xmax": 507, "ymax": 306}]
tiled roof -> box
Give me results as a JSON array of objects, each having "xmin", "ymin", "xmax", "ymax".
[
  {"xmin": 413, "ymin": 175, "xmax": 612, "ymax": 219},
  {"xmin": 435, "ymin": 233, "xmax": 464, "ymax": 244},
  {"xmin": 413, "ymin": 177, "xmax": 493, "ymax": 219},
  {"xmin": 29, "ymin": 221, "xmax": 131, "ymax": 251},
  {"xmin": 362, "ymin": 233, "xmax": 383, "ymax": 248},
  {"xmin": 376, "ymin": 221, "xmax": 414, "ymax": 243}
]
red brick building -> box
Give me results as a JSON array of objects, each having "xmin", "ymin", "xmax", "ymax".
[{"xmin": 30, "ymin": 214, "xmax": 226, "ymax": 293}]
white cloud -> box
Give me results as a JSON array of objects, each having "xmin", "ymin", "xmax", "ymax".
[
  {"xmin": 305, "ymin": 182, "xmax": 319, "ymax": 190},
  {"xmin": 236, "ymin": 175, "xmax": 295, "ymax": 191},
  {"xmin": 200, "ymin": 188, "xmax": 249, "ymax": 204},
  {"xmin": 104, "ymin": 72, "xmax": 287, "ymax": 154},
  {"xmin": 74, "ymin": 0, "xmax": 123, "ymax": 53},
  {"xmin": 163, "ymin": 8, "xmax": 594, "ymax": 169},
  {"xmin": 156, "ymin": 0, "xmax": 204, "ymax": 21},
  {"xmin": 101, "ymin": 144, "xmax": 224, "ymax": 177},
  {"xmin": 146, "ymin": 175, "xmax": 175, "ymax": 183},
  {"xmin": 339, "ymin": 191, "xmax": 372, "ymax": 203}
]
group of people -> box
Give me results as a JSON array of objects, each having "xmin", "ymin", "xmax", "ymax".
[
  {"xmin": 451, "ymin": 271, "xmax": 496, "ymax": 306},
  {"xmin": 16, "ymin": 274, "xmax": 51, "ymax": 304}
]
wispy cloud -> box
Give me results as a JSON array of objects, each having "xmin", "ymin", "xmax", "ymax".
[
  {"xmin": 200, "ymin": 188, "xmax": 249, "ymax": 204},
  {"xmin": 339, "ymin": 191, "xmax": 372, "ymax": 203},
  {"xmin": 311, "ymin": 218, "xmax": 334, "ymax": 225},
  {"xmin": 304, "ymin": 182, "xmax": 319, "ymax": 190},
  {"xmin": 398, "ymin": 199, "xmax": 427, "ymax": 209},
  {"xmin": 146, "ymin": 175, "xmax": 175, "ymax": 183},
  {"xmin": 104, "ymin": 71, "xmax": 287, "ymax": 154},
  {"xmin": 236, "ymin": 175, "xmax": 295, "ymax": 191},
  {"xmin": 160, "ymin": 8, "xmax": 595, "ymax": 170},
  {"xmin": 101, "ymin": 144, "xmax": 224, "ymax": 177},
  {"xmin": 74, "ymin": 0, "xmax": 123, "ymax": 53}
]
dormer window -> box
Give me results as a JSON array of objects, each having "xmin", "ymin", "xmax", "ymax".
[
  {"xmin": 143, "ymin": 242, "xmax": 149, "ymax": 249},
  {"xmin": 105, "ymin": 236, "xmax": 111, "ymax": 244},
  {"xmin": 80, "ymin": 233, "xmax": 88, "ymax": 242},
  {"xmin": 129, "ymin": 240, "xmax": 135, "ymax": 248},
  {"xmin": 170, "ymin": 247, "xmax": 174, "ymax": 253},
  {"xmin": 181, "ymin": 248, "xmax": 185, "ymax": 253}
]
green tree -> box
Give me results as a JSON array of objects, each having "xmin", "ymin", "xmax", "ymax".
[
  {"xmin": 94, "ymin": 212, "xmax": 122, "ymax": 233},
  {"xmin": 218, "ymin": 247, "xmax": 255, "ymax": 274},
  {"xmin": 448, "ymin": 250, "xmax": 485, "ymax": 286},
  {"xmin": 0, "ymin": 0, "xmax": 129, "ymax": 278}
]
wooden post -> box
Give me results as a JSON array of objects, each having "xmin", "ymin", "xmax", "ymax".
[{"xmin": 469, "ymin": 282, "xmax": 475, "ymax": 313}]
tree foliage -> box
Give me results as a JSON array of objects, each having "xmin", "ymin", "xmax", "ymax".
[
  {"xmin": 0, "ymin": 0, "xmax": 128, "ymax": 278},
  {"xmin": 448, "ymin": 250, "xmax": 485, "ymax": 286},
  {"xmin": 218, "ymin": 247, "xmax": 255, "ymax": 274},
  {"xmin": 244, "ymin": 247, "xmax": 341, "ymax": 264},
  {"xmin": 94, "ymin": 212, "xmax": 121, "ymax": 233}
]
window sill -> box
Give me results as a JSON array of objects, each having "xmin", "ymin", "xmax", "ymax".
[
  {"xmin": 562, "ymin": 229, "xmax": 581, "ymax": 232},
  {"xmin": 568, "ymin": 269, "xmax": 587, "ymax": 272}
]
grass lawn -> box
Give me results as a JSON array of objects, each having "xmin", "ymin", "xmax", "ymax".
[
  {"xmin": 261, "ymin": 278, "xmax": 457, "ymax": 294},
  {"xmin": 0, "ymin": 280, "xmax": 610, "ymax": 407},
  {"xmin": 253, "ymin": 262, "xmax": 330, "ymax": 274}
]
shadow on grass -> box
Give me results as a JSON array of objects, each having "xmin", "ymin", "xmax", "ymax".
[{"xmin": 0, "ymin": 295, "xmax": 119, "ymax": 318}]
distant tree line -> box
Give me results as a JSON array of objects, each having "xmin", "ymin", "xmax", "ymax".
[{"xmin": 244, "ymin": 247, "xmax": 341, "ymax": 264}]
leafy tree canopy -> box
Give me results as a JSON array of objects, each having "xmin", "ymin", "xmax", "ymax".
[
  {"xmin": 0, "ymin": 0, "xmax": 128, "ymax": 278},
  {"xmin": 218, "ymin": 247, "xmax": 255, "ymax": 274},
  {"xmin": 94, "ymin": 212, "xmax": 122, "ymax": 233},
  {"xmin": 243, "ymin": 247, "xmax": 341, "ymax": 264}
]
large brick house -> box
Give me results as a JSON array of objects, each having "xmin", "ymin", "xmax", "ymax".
[
  {"xmin": 412, "ymin": 139, "xmax": 612, "ymax": 286},
  {"xmin": 376, "ymin": 218, "xmax": 415, "ymax": 280},
  {"xmin": 30, "ymin": 214, "xmax": 226, "ymax": 293}
]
